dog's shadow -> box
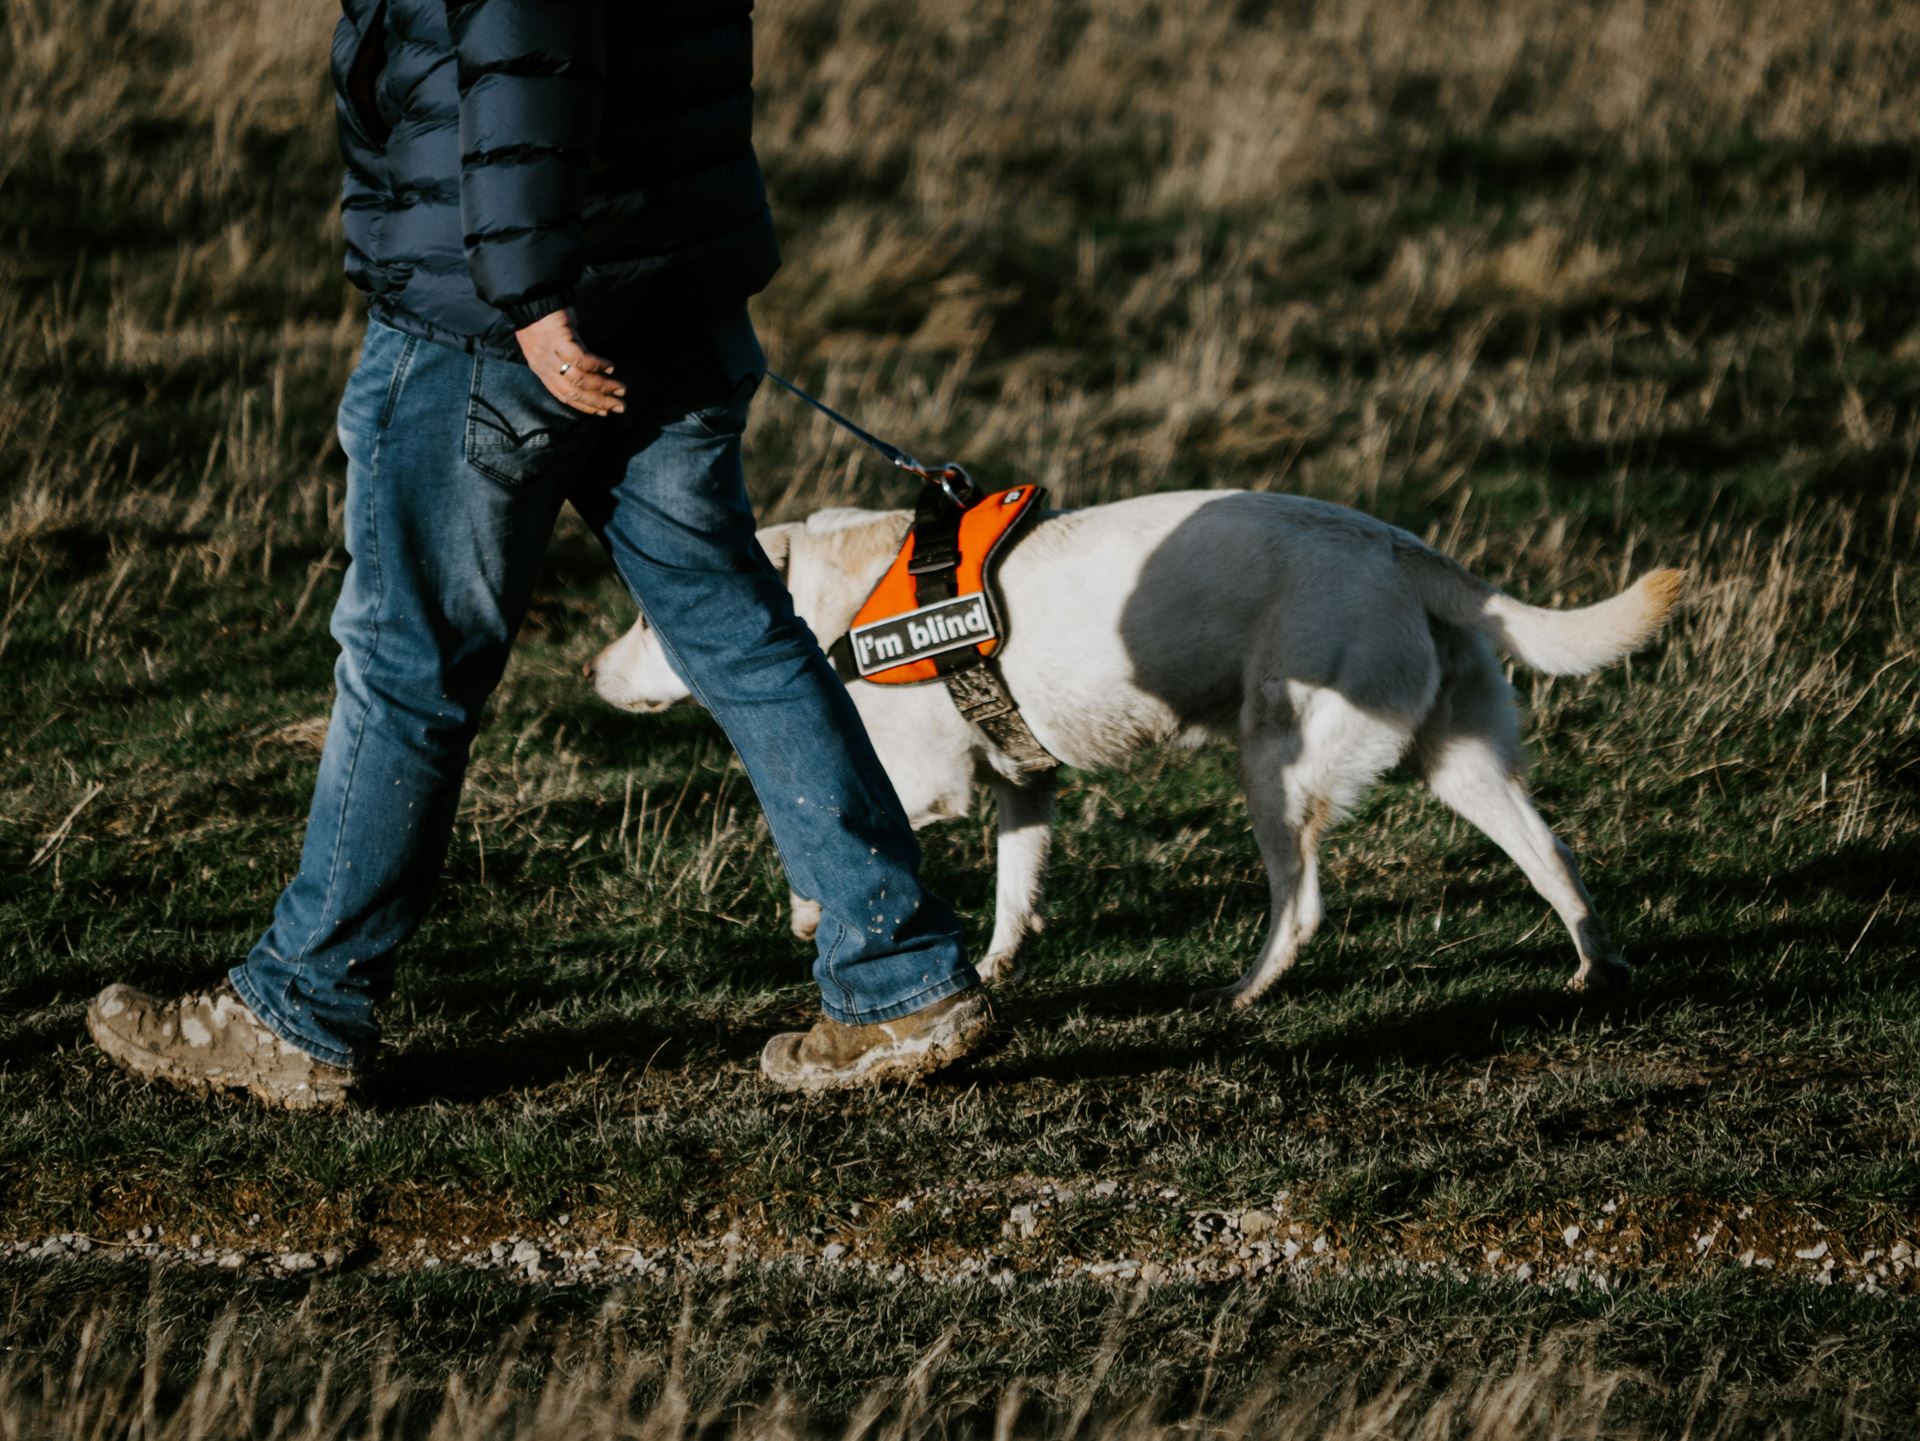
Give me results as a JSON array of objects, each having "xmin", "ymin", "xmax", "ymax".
[{"xmin": 974, "ymin": 905, "xmax": 1920, "ymax": 1089}]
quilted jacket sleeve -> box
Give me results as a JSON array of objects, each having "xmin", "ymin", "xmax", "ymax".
[{"xmin": 444, "ymin": 0, "xmax": 605, "ymax": 329}]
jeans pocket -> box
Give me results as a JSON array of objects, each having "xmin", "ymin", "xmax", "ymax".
[
  {"xmin": 464, "ymin": 355, "xmax": 593, "ymax": 488},
  {"xmin": 688, "ymin": 373, "xmax": 760, "ymax": 438}
]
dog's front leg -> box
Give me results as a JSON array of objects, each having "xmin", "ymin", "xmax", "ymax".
[{"xmin": 977, "ymin": 775, "xmax": 1056, "ymax": 985}]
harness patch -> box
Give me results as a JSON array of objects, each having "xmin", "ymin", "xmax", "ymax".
[
  {"xmin": 841, "ymin": 485, "xmax": 1044, "ymax": 685},
  {"xmin": 849, "ymin": 594, "xmax": 993, "ymax": 674}
]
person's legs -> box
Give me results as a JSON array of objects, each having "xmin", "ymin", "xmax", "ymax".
[
  {"xmin": 226, "ymin": 324, "xmax": 587, "ymax": 1068},
  {"xmin": 570, "ymin": 329, "xmax": 977, "ymax": 1028}
]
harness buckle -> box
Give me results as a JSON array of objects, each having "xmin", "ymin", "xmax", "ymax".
[{"xmin": 936, "ymin": 464, "xmax": 978, "ymax": 509}]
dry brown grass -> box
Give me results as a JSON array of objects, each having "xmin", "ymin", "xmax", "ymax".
[{"xmin": 0, "ymin": 1301, "xmax": 1816, "ymax": 1441}]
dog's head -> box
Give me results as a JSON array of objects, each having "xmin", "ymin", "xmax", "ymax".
[
  {"xmin": 585, "ymin": 605, "xmax": 691, "ymax": 712},
  {"xmin": 585, "ymin": 510, "xmax": 909, "ymax": 712}
]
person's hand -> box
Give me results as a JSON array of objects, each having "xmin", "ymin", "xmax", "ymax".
[{"xmin": 514, "ymin": 309, "xmax": 626, "ymax": 417}]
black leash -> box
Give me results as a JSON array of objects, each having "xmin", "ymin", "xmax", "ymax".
[{"xmin": 765, "ymin": 370, "xmax": 977, "ymax": 508}]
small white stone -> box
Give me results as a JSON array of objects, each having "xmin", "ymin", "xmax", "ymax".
[
  {"xmin": 1562, "ymin": 1224, "xmax": 1581, "ymax": 1246},
  {"xmin": 1238, "ymin": 1210, "xmax": 1278, "ymax": 1237},
  {"xmin": 1794, "ymin": 1241, "xmax": 1829, "ymax": 1261},
  {"xmin": 821, "ymin": 1243, "xmax": 847, "ymax": 1262}
]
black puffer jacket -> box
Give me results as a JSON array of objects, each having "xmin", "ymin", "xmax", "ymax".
[{"xmin": 331, "ymin": 0, "xmax": 781, "ymax": 360}]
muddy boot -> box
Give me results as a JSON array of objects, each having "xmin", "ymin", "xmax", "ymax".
[
  {"xmin": 86, "ymin": 982, "xmax": 358, "ymax": 1111},
  {"xmin": 760, "ymin": 992, "xmax": 993, "ymax": 1092}
]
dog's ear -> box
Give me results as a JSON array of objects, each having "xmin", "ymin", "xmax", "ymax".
[
  {"xmin": 782, "ymin": 511, "xmax": 911, "ymax": 644},
  {"xmin": 758, "ymin": 521, "xmax": 800, "ymax": 579},
  {"xmin": 804, "ymin": 507, "xmax": 886, "ymax": 536},
  {"xmin": 806, "ymin": 510, "xmax": 913, "ymax": 578}
]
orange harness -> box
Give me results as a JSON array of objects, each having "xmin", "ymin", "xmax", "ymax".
[
  {"xmin": 840, "ymin": 485, "xmax": 1043, "ymax": 683},
  {"xmin": 827, "ymin": 481, "xmax": 1058, "ymax": 776}
]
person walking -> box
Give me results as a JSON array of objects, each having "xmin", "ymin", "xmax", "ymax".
[{"xmin": 85, "ymin": 0, "xmax": 990, "ymax": 1108}]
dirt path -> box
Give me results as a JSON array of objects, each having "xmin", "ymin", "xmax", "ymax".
[{"xmin": 9, "ymin": 1178, "xmax": 1914, "ymax": 1297}]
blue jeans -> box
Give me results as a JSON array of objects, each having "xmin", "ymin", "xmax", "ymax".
[{"xmin": 229, "ymin": 316, "xmax": 974, "ymax": 1068}]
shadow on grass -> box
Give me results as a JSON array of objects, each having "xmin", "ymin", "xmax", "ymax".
[
  {"xmin": 376, "ymin": 903, "xmax": 1918, "ymax": 1107},
  {"xmin": 967, "ymin": 913, "xmax": 1920, "ymax": 1090},
  {"xmin": 378, "ymin": 1005, "xmax": 785, "ymax": 1106}
]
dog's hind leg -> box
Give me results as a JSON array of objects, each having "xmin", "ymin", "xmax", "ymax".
[
  {"xmin": 1205, "ymin": 686, "xmax": 1411, "ymax": 1008},
  {"xmin": 978, "ymin": 775, "xmax": 1057, "ymax": 985},
  {"xmin": 1414, "ymin": 631, "xmax": 1631, "ymax": 993}
]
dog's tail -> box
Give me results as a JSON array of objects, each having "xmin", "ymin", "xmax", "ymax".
[{"xmin": 1397, "ymin": 541, "xmax": 1685, "ymax": 676}]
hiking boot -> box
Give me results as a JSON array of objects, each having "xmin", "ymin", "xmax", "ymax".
[
  {"xmin": 760, "ymin": 991, "xmax": 993, "ymax": 1092},
  {"xmin": 86, "ymin": 981, "xmax": 358, "ymax": 1111}
]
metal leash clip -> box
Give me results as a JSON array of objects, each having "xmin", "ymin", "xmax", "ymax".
[{"xmin": 931, "ymin": 463, "xmax": 978, "ymax": 509}]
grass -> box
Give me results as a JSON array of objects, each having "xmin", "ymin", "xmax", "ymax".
[
  {"xmin": 5, "ymin": 1262, "xmax": 1920, "ymax": 1437},
  {"xmin": 2, "ymin": 0, "xmax": 1918, "ymax": 1432}
]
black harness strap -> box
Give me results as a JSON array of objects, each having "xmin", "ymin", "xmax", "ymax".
[
  {"xmin": 906, "ymin": 479, "xmax": 965, "ymax": 602},
  {"xmin": 908, "ymin": 482, "xmax": 1057, "ymax": 776}
]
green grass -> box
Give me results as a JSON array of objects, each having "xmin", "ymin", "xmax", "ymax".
[{"xmin": 2, "ymin": 0, "xmax": 1918, "ymax": 1431}]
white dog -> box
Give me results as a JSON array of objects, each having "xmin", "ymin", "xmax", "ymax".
[{"xmin": 588, "ymin": 490, "xmax": 1682, "ymax": 1004}]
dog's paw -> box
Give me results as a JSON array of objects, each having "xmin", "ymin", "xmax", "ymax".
[
  {"xmin": 1190, "ymin": 983, "xmax": 1249, "ymax": 1010},
  {"xmin": 1566, "ymin": 956, "xmax": 1633, "ymax": 995},
  {"xmin": 975, "ymin": 952, "xmax": 1027, "ymax": 987},
  {"xmin": 789, "ymin": 898, "xmax": 822, "ymax": 942}
]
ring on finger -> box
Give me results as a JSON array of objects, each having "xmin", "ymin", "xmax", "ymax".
[{"xmin": 558, "ymin": 361, "xmax": 573, "ymax": 376}]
